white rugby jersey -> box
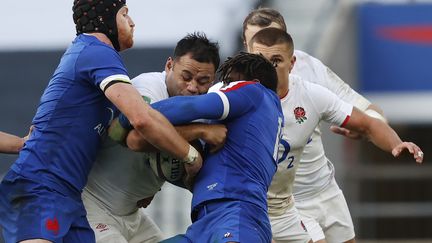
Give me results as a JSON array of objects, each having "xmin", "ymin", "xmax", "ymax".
[
  {"xmin": 291, "ymin": 50, "xmax": 371, "ymax": 200},
  {"xmin": 84, "ymin": 71, "xmax": 168, "ymax": 216},
  {"xmin": 267, "ymin": 74, "xmax": 353, "ymax": 216}
]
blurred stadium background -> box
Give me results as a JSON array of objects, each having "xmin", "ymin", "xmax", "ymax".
[{"xmin": 0, "ymin": 0, "xmax": 431, "ymax": 242}]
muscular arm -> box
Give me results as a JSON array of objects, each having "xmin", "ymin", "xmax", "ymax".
[
  {"xmin": 343, "ymin": 107, "xmax": 423, "ymax": 163},
  {"xmin": 331, "ymin": 102, "xmax": 387, "ymax": 139},
  {"xmin": 126, "ymin": 92, "xmax": 229, "ymax": 152},
  {"xmin": 0, "ymin": 131, "xmax": 24, "ymax": 154},
  {"xmin": 104, "ymin": 82, "xmax": 195, "ymax": 161},
  {"xmin": 301, "ymin": 53, "xmax": 387, "ymax": 136},
  {"xmin": 127, "ymin": 123, "xmax": 227, "ymax": 152}
]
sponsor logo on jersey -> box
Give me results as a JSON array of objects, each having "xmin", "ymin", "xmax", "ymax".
[
  {"xmin": 300, "ymin": 220, "xmax": 308, "ymax": 232},
  {"xmin": 96, "ymin": 223, "xmax": 109, "ymax": 232},
  {"xmin": 294, "ymin": 107, "xmax": 307, "ymax": 124},
  {"xmin": 94, "ymin": 107, "xmax": 115, "ymax": 137},
  {"xmin": 207, "ymin": 182, "xmax": 218, "ymax": 190},
  {"xmin": 45, "ymin": 217, "xmax": 59, "ymax": 235},
  {"xmin": 224, "ymin": 232, "xmax": 233, "ymax": 238}
]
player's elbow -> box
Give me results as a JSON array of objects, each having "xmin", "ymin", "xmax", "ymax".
[
  {"xmin": 127, "ymin": 109, "xmax": 153, "ymax": 132},
  {"xmin": 130, "ymin": 108, "xmax": 165, "ymax": 134},
  {"xmin": 130, "ymin": 116, "xmax": 152, "ymax": 133}
]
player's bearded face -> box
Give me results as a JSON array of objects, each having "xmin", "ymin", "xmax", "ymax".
[{"xmin": 116, "ymin": 6, "xmax": 135, "ymax": 51}]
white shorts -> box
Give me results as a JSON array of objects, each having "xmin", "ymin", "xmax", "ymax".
[
  {"xmin": 295, "ymin": 178, "xmax": 355, "ymax": 242},
  {"xmin": 83, "ymin": 191, "xmax": 164, "ymax": 243},
  {"xmin": 270, "ymin": 205, "xmax": 311, "ymax": 243}
]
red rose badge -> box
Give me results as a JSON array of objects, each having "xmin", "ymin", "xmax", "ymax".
[{"xmin": 294, "ymin": 107, "xmax": 307, "ymax": 124}]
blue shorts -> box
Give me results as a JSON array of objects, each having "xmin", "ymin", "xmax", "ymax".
[
  {"xmin": 0, "ymin": 170, "xmax": 95, "ymax": 243},
  {"xmin": 161, "ymin": 199, "xmax": 272, "ymax": 243}
]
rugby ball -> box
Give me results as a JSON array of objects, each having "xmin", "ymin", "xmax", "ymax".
[{"xmin": 148, "ymin": 151, "xmax": 185, "ymax": 183}]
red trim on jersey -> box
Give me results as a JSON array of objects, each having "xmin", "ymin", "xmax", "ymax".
[
  {"xmin": 220, "ymin": 81, "xmax": 256, "ymax": 93},
  {"xmin": 340, "ymin": 115, "xmax": 351, "ymax": 127}
]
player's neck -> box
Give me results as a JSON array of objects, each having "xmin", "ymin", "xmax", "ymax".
[
  {"xmin": 277, "ymin": 78, "xmax": 289, "ymax": 99},
  {"xmin": 88, "ymin": 33, "xmax": 113, "ymax": 49}
]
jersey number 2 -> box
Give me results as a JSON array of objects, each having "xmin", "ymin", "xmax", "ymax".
[{"xmin": 278, "ymin": 138, "xmax": 294, "ymax": 169}]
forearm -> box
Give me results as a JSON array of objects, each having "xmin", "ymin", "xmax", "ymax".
[
  {"xmin": 134, "ymin": 108, "xmax": 189, "ymax": 159},
  {"xmin": 0, "ymin": 131, "xmax": 24, "ymax": 154},
  {"xmin": 344, "ymin": 107, "xmax": 400, "ymax": 153},
  {"xmin": 360, "ymin": 119, "xmax": 402, "ymax": 153},
  {"xmin": 127, "ymin": 123, "xmax": 205, "ymax": 152},
  {"xmin": 361, "ymin": 118, "xmax": 423, "ymax": 163},
  {"xmin": 105, "ymin": 82, "xmax": 190, "ymax": 159}
]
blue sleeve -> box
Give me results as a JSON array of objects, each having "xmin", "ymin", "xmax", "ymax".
[
  {"xmin": 150, "ymin": 93, "xmax": 225, "ymax": 125},
  {"xmin": 77, "ymin": 45, "xmax": 129, "ymax": 88},
  {"xmin": 151, "ymin": 82, "xmax": 262, "ymax": 125},
  {"xmin": 221, "ymin": 83, "xmax": 262, "ymax": 120}
]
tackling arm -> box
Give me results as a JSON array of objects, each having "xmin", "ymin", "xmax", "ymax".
[
  {"xmin": 125, "ymin": 92, "xmax": 227, "ymax": 151},
  {"xmin": 126, "ymin": 123, "xmax": 227, "ymax": 152},
  {"xmin": 0, "ymin": 126, "xmax": 33, "ymax": 154},
  {"xmin": 105, "ymin": 82, "xmax": 203, "ymax": 176},
  {"xmin": 0, "ymin": 131, "xmax": 25, "ymax": 154},
  {"xmin": 343, "ymin": 107, "xmax": 423, "ymax": 163}
]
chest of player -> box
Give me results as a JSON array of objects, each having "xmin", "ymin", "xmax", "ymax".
[
  {"xmin": 275, "ymin": 96, "xmax": 322, "ymax": 175},
  {"xmin": 280, "ymin": 96, "xmax": 320, "ymax": 148}
]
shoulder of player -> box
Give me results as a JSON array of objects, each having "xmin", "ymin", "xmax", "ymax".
[
  {"xmin": 293, "ymin": 49, "xmax": 322, "ymax": 64},
  {"xmin": 292, "ymin": 49, "xmax": 328, "ymax": 84},
  {"xmin": 290, "ymin": 75, "xmax": 336, "ymax": 110},
  {"xmin": 290, "ymin": 74, "xmax": 325, "ymax": 92},
  {"xmin": 131, "ymin": 72, "xmax": 167, "ymax": 101},
  {"xmin": 131, "ymin": 72, "xmax": 165, "ymax": 86},
  {"xmin": 77, "ymin": 37, "xmax": 122, "ymax": 62},
  {"xmin": 293, "ymin": 49, "xmax": 310, "ymax": 58}
]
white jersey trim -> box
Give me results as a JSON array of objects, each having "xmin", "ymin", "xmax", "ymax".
[{"xmin": 214, "ymin": 91, "xmax": 229, "ymax": 120}]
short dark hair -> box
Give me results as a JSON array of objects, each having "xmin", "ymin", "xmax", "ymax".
[
  {"xmin": 250, "ymin": 28, "xmax": 294, "ymax": 56},
  {"xmin": 173, "ymin": 32, "xmax": 220, "ymax": 70},
  {"xmin": 218, "ymin": 52, "xmax": 278, "ymax": 92},
  {"xmin": 242, "ymin": 7, "xmax": 287, "ymax": 42}
]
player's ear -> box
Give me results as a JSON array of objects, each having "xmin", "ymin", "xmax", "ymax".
[
  {"xmin": 289, "ymin": 55, "xmax": 296, "ymax": 73},
  {"xmin": 165, "ymin": 57, "xmax": 173, "ymax": 72}
]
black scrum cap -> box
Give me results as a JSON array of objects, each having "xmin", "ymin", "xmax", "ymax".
[{"xmin": 73, "ymin": 0, "xmax": 126, "ymax": 51}]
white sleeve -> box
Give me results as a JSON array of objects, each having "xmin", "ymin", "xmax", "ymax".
[
  {"xmin": 294, "ymin": 50, "xmax": 371, "ymax": 111},
  {"xmin": 321, "ymin": 66, "xmax": 370, "ymax": 111},
  {"xmin": 306, "ymin": 82, "xmax": 353, "ymax": 126}
]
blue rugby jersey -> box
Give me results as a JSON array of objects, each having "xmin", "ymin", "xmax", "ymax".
[
  {"xmin": 11, "ymin": 34, "xmax": 130, "ymax": 195},
  {"xmin": 151, "ymin": 81, "xmax": 284, "ymax": 211}
]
